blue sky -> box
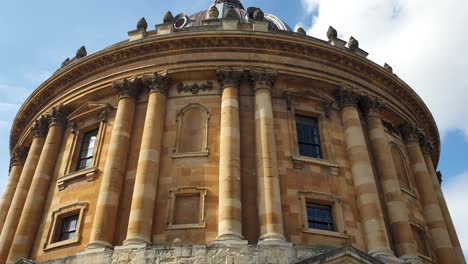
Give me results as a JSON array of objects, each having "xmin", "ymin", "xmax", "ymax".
[{"xmin": 0, "ymin": 0, "xmax": 467, "ymax": 259}]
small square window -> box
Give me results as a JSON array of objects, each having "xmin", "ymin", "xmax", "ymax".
[
  {"xmin": 57, "ymin": 214, "xmax": 79, "ymax": 242},
  {"xmin": 296, "ymin": 115, "xmax": 322, "ymax": 159},
  {"xmin": 306, "ymin": 203, "xmax": 335, "ymax": 232}
]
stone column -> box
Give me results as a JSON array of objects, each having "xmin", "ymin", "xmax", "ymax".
[
  {"xmin": 0, "ymin": 118, "xmax": 47, "ymax": 264},
  {"xmin": 124, "ymin": 73, "xmax": 170, "ymax": 247},
  {"xmin": 336, "ymin": 88, "xmax": 394, "ymax": 258},
  {"xmin": 87, "ymin": 77, "xmax": 141, "ymax": 250},
  {"xmin": 250, "ymin": 69, "xmax": 286, "ymax": 244},
  {"xmin": 7, "ymin": 106, "xmax": 69, "ymax": 263},
  {"xmin": 0, "ymin": 147, "xmax": 27, "ymax": 233},
  {"xmin": 215, "ymin": 67, "xmax": 245, "ymax": 243},
  {"xmin": 421, "ymin": 144, "xmax": 465, "ymax": 263},
  {"xmin": 402, "ymin": 125, "xmax": 456, "ymax": 263},
  {"xmin": 362, "ymin": 97, "xmax": 420, "ymax": 263}
]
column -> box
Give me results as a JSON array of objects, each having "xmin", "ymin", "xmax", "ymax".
[
  {"xmin": 336, "ymin": 87, "xmax": 394, "ymax": 258},
  {"xmin": 86, "ymin": 77, "xmax": 142, "ymax": 250},
  {"xmin": 215, "ymin": 67, "xmax": 245, "ymax": 242},
  {"xmin": 124, "ymin": 73, "xmax": 170, "ymax": 247},
  {"xmin": 362, "ymin": 96, "xmax": 420, "ymax": 263},
  {"xmin": 402, "ymin": 124, "xmax": 456, "ymax": 263},
  {"xmin": 0, "ymin": 147, "xmax": 27, "ymax": 233},
  {"xmin": 0, "ymin": 117, "xmax": 47, "ymax": 263},
  {"xmin": 7, "ymin": 106, "xmax": 69, "ymax": 263},
  {"xmin": 421, "ymin": 143, "xmax": 465, "ymax": 263},
  {"xmin": 250, "ymin": 69, "xmax": 286, "ymax": 244}
]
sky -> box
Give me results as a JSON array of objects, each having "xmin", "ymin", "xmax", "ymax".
[{"xmin": 0, "ymin": 0, "xmax": 467, "ymax": 259}]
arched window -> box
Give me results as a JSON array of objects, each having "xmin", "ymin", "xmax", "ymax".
[
  {"xmin": 390, "ymin": 144, "xmax": 412, "ymax": 191},
  {"xmin": 173, "ymin": 104, "xmax": 209, "ymax": 158}
]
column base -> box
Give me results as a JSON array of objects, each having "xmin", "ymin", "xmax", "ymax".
[
  {"xmin": 258, "ymin": 233, "xmax": 291, "ymax": 247},
  {"xmin": 81, "ymin": 240, "xmax": 113, "ymax": 254},
  {"xmin": 120, "ymin": 236, "xmax": 152, "ymax": 249},
  {"xmin": 400, "ymin": 255, "xmax": 423, "ymax": 264},
  {"xmin": 370, "ymin": 249, "xmax": 404, "ymax": 264}
]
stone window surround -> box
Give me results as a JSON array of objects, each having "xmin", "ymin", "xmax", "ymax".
[
  {"xmin": 387, "ymin": 140, "xmax": 417, "ymax": 198},
  {"xmin": 43, "ymin": 202, "xmax": 88, "ymax": 251},
  {"xmin": 298, "ymin": 191, "xmax": 347, "ymax": 239},
  {"xmin": 57, "ymin": 102, "xmax": 111, "ymax": 190},
  {"xmin": 172, "ymin": 103, "xmax": 210, "ymax": 159},
  {"xmin": 410, "ymin": 219, "xmax": 433, "ymax": 262},
  {"xmin": 166, "ymin": 187, "xmax": 208, "ymax": 230},
  {"xmin": 287, "ymin": 103, "xmax": 339, "ymax": 176}
]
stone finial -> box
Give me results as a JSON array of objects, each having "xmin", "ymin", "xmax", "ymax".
[
  {"xmin": 348, "ymin": 37, "xmax": 359, "ymax": 52},
  {"xmin": 49, "ymin": 105, "xmax": 70, "ymax": 126},
  {"xmin": 224, "ymin": 6, "xmax": 239, "ymax": 19},
  {"xmin": 216, "ymin": 66, "xmax": 244, "ymax": 89},
  {"xmin": 297, "ymin": 27, "xmax": 306, "ymax": 35},
  {"xmin": 147, "ymin": 72, "xmax": 172, "ymax": 95},
  {"xmin": 335, "ymin": 84, "xmax": 361, "ymax": 109},
  {"xmin": 208, "ymin": 6, "xmax": 220, "ymax": 19},
  {"xmin": 61, "ymin": 58, "xmax": 71, "ymax": 68},
  {"xmin": 113, "ymin": 77, "xmax": 143, "ymax": 100},
  {"xmin": 163, "ymin": 11, "xmax": 174, "ymax": 24},
  {"xmin": 384, "ymin": 63, "xmax": 393, "ymax": 73},
  {"xmin": 137, "ymin": 17, "xmax": 148, "ymax": 31},
  {"xmin": 327, "ymin": 26, "xmax": 338, "ymax": 40},
  {"xmin": 436, "ymin": 171, "xmax": 443, "ymax": 185},
  {"xmin": 31, "ymin": 116, "xmax": 50, "ymax": 138},
  {"xmin": 249, "ymin": 68, "xmax": 277, "ymax": 91},
  {"xmin": 253, "ymin": 8, "xmax": 265, "ymax": 21},
  {"xmin": 10, "ymin": 147, "xmax": 28, "ymax": 167},
  {"xmin": 360, "ymin": 95, "xmax": 385, "ymax": 118},
  {"xmin": 76, "ymin": 46, "xmax": 87, "ymax": 59}
]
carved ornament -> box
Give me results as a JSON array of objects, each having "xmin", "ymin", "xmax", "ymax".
[
  {"xmin": 335, "ymin": 84, "xmax": 361, "ymax": 109},
  {"xmin": 10, "ymin": 146, "xmax": 28, "ymax": 167},
  {"xmin": 31, "ymin": 116, "xmax": 50, "ymax": 138},
  {"xmin": 360, "ymin": 95, "xmax": 385, "ymax": 118},
  {"xmin": 49, "ymin": 105, "xmax": 70, "ymax": 127},
  {"xmin": 249, "ymin": 68, "xmax": 277, "ymax": 92},
  {"xmin": 216, "ymin": 67, "xmax": 244, "ymax": 90},
  {"xmin": 147, "ymin": 72, "xmax": 172, "ymax": 95},
  {"xmin": 177, "ymin": 82, "xmax": 213, "ymax": 94},
  {"xmin": 400, "ymin": 123, "xmax": 422, "ymax": 144},
  {"xmin": 113, "ymin": 77, "xmax": 143, "ymax": 100},
  {"xmin": 327, "ymin": 26, "xmax": 338, "ymax": 40},
  {"xmin": 137, "ymin": 17, "xmax": 148, "ymax": 31}
]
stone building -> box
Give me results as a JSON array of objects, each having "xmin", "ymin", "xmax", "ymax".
[{"xmin": 0, "ymin": 1, "xmax": 464, "ymax": 263}]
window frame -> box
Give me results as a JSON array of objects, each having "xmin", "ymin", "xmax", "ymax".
[
  {"xmin": 75, "ymin": 128, "xmax": 99, "ymax": 171},
  {"xmin": 43, "ymin": 202, "xmax": 88, "ymax": 251},
  {"xmin": 166, "ymin": 187, "xmax": 207, "ymax": 230},
  {"xmin": 410, "ymin": 220, "xmax": 432, "ymax": 260},
  {"xmin": 295, "ymin": 115, "xmax": 323, "ymax": 159}
]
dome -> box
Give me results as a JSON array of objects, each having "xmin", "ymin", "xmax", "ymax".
[{"xmin": 173, "ymin": 0, "xmax": 292, "ymax": 31}]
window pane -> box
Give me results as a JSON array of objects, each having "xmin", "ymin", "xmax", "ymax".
[
  {"xmin": 77, "ymin": 129, "xmax": 98, "ymax": 170},
  {"xmin": 57, "ymin": 214, "xmax": 79, "ymax": 242},
  {"xmin": 306, "ymin": 204, "xmax": 335, "ymax": 232},
  {"xmin": 296, "ymin": 116, "xmax": 322, "ymax": 159}
]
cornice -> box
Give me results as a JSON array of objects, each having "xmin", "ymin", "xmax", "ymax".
[{"xmin": 9, "ymin": 30, "xmax": 440, "ymax": 163}]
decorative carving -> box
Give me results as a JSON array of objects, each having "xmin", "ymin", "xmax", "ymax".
[
  {"xmin": 216, "ymin": 67, "xmax": 244, "ymax": 89},
  {"xmin": 253, "ymin": 8, "xmax": 265, "ymax": 21},
  {"xmin": 400, "ymin": 123, "xmax": 422, "ymax": 143},
  {"xmin": 113, "ymin": 77, "xmax": 143, "ymax": 100},
  {"xmin": 163, "ymin": 11, "xmax": 174, "ymax": 24},
  {"xmin": 335, "ymin": 84, "xmax": 361, "ymax": 109},
  {"xmin": 10, "ymin": 146, "xmax": 28, "ymax": 167},
  {"xmin": 147, "ymin": 72, "xmax": 172, "ymax": 95},
  {"xmin": 360, "ymin": 95, "xmax": 385, "ymax": 118},
  {"xmin": 75, "ymin": 46, "xmax": 87, "ymax": 59},
  {"xmin": 436, "ymin": 171, "xmax": 443, "ymax": 185},
  {"xmin": 137, "ymin": 17, "xmax": 148, "ymax": 31},
  {"xmin": 384, "ymin": 63, "xmax": 393, "ymax": 73},
  {"xmin": 348, "ymin": 37, "xmax": 359, "ymax": 52},
  {"xmin": 323, "ymin": 103, "xmax": 332, "ymax": 118},
  {"xmin": 208, "ymin": 6, "xmax": 219, "ymax": 19},
  {"xmin": 382, "ymin": 120, "xmax": 401, "ymax": 137},
  {"xmin": 176, "ymin": 82, "xmax": 213, "ymax": 94},
  {"xmin": 49, "ymin": 105, "xmax": 70, "ymax": 126},
  {"xmin": 31, "ymin": 116, "xmax": 50, "ymax": 138},
  {"xmin": 248, "ymin": 68, "xmax": 277, "ymax": 91},
  {"xmin": 297, "ymin": 27, "xmax": 306, "ymax": 35},
  {"xmin": 224, "ymin": 6, "xmax": 239, "ymax": 19},
  {"xmin": 420, "ymin": 138, "xmax": 433, "ymax": 155},
  {"xmin": 327, "ymin": 26, "xmax": 338, "ymax": 40}
]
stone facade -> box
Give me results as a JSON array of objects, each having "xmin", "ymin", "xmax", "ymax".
[{"xmin": 0, "ymin": 1, "xmax": 465, "ymax": 263}]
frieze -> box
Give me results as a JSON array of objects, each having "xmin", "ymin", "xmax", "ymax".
[
  {"xmin": 382, "ymin": 120, "xmax": 402, "ymax": 137},
  {"xmin": 9, "ymin": 32, "xmax": 440, "ymax": 163},
  {"xmin": 176, "ymin": 82, "xmax": 213, "ymax": 94}
]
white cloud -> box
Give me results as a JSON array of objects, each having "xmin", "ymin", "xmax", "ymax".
[
  {"xmin": 298, "ymin": 0, "xmax": 468, "ymax": 139},
  {"xmin": 443, "ymin": 171, "xmax": 468, "ymax": 259}
]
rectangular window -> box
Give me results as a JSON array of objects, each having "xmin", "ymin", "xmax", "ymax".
[
  {"xmin": 412, "ymin": 225, "xmax": 430, "ymax": 256},
  {"xmin": 57, "ymin": 214, "xmax": 79, "ymax": 242},
  {"xmin": 296, "ymin": 116, "xmax": 322, "ymax": 159},
  {"xmin": 76, "ymin": 129, "xmax": 98, "ymax": 171},
  {"xmin": 306, "ymin": 203, "xmax": 335, "ymax": 232}
]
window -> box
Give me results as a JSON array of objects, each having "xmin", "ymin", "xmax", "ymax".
[
  {"xmin": 167, "ymin": 187, "xmax": 207, "ymax": 229},
  {"xmin": 57, "ymin": 214, "xmax": 79, "ymax": 242},
  {"xmin": 412, "ymin": 225, "xmax": 430, "ymax": 257},
  {"xmin": 296, "ymin": 115, "xmax": 322, "ymax": 159},
  {"xmin": 390, "ymin": 144, "xmax": 412, "ymax": 191},
  {"xmin": 306, "ymin": 203, "xmax": 335, "ymax": 232},
  {"xmin": 76, "ymin": 129, "xmax": 98, "ymax": 171}
]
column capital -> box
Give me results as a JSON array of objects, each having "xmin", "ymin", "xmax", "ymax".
[
  {"xmin": 10, "ymin": 146, "xmax": 28, "ymax": 167},
  {"xmin": 400, "ymin": 123, "xmax": 423, "ymax": 144},
  {"xmin": 146, "ymin": 72, "xmax": 172, "ymax": 95},
  {"xmin": 249, "ymin": 68, "xmax": 277, "ymax": 92},
  {"xmin": 48, "ymin": 105, "xmax": 70, "ymax": 127},
  {"xmin": 361, "ymin": 95, "xmax": 385, "ymax": 118},
  {"xmin": 31, "ymin": 116, "xmax": 50, "ymax": 138},
  {"xmin": 216, "ymin": 66, "xmax": 244, "ymax": 90},
  {"xmin": 335, "ymin": 84, "xmax": 361, "ymax": 109},
  {"xmin": 113, "ymin": 77, "xmax": 143, "ymax": 100},
  {"xmin": 420, "ymin": 139, "xmax": 433, "ymax": 155}
]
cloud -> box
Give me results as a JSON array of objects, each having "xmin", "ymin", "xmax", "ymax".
[
  {"xmin": 298, "ymin": 0, "xmax": 468, "ymax": 139},
  {"xmin": 443, "ymin": 171, "xmax": 468, "ymax": 259}
]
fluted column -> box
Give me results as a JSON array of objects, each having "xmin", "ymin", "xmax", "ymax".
[
  {"xmin": 124, "ymin": 73, "xmax": 170, "ymax": 247},
  {"xmin": 0, "ymin": 147, "xmax": 27, "ymax": 233},
  {"xmin": 7, "ymin": 106, "xmax": 69, "ymax": 263},
  {"xmin": 250, "ymin": 69, "xmax": 286, "ymax": 244},
  {"xmin": 215, "ymin": 67, "xmax": 245, "ymax": 242},
  {"xmin": 336, "ymin": 88, "xmax": 393, "ymax": 258},
  {"xmin": 362, "ymin": 97, "xmax": 420, "ymax": 263},
  {"xmin": 87, "ymin": 77, "xmax": 142, "ymax": 250},
  {"xmin": 421, "ymin": 143, "xmax": 465, "ymax": 263},
  {"xmin": 402, "ymin": 125, "xmax": 456, "ymax": 263},
  {"xmin": 0, "ymin": 118, "xmax": 47, "ymax": 263}
]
